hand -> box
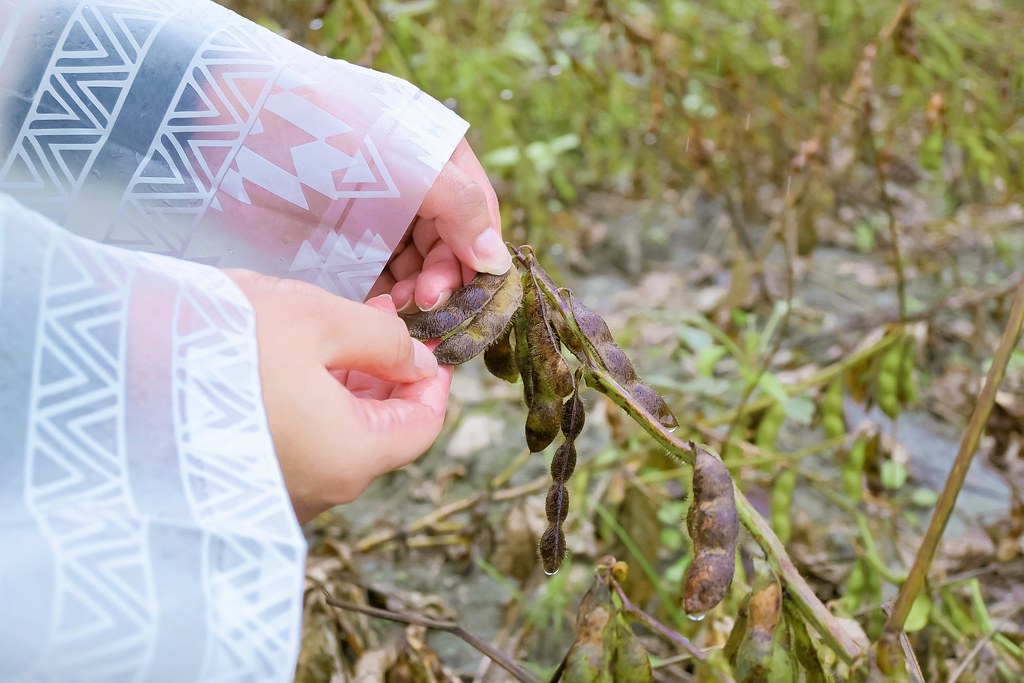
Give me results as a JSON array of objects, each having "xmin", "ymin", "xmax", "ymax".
[
  {"xmin": 368, "ymin": 138, "xmax": 511, "ymax": 313},
  {"xmin": 226, "ymin": 269, "xmax": 454, "ymax": 523}
]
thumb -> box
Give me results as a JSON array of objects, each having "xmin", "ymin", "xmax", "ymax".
[
  {"xmin": 225, "ymin": 269, "xmax": 438, "ymax": 383},
  {"xmin": 319, "ymin": 303, "xmax": 438, "ymax": 383},
  {"xmin": 419, "ymin": 139, "xmax": 510, "ymax": 276}
]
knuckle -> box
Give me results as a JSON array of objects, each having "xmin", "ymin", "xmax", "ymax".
[{"xmin": 453, "ymin": 179, "xmax": 487, "ymax": 222}]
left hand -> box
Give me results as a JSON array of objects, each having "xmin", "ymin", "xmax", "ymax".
[
  {"xmin": 368, "ymin": 138, "xmax": 511, "ymax": 313},
  {"xmin": 226, "ymin": 269, "xmax": 454, "ymax": 523}
]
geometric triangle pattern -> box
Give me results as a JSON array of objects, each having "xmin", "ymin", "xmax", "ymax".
[
  {"xmin": 1, "ymin": 0, "xmax": 468, "ymax": 307},
  {"xmin": 287, "ymin": 227, "xmax": 395, "ymax": 301},
  {"xmin": 1, "ymin": 196, "xmax": 305, "ymax": 682},
  {"xmin": 0, "ymin": 1, "xmax": 171, "ymax": 222},
  {"xmin": 111, "ymin": 20, "xmax": 283, "ymax": 258}
]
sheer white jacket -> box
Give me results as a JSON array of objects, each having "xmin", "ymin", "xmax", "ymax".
[{"xmin": 0, "ymin": 1, "xmax": 467, "ymax": 680}]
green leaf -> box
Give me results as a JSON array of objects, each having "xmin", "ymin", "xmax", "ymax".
[
  {"xmin": 904, "ymin": 593, "xmax": 932, "ymax": 633},
  {"xmin": 696, "ymin": 346, "xmax": 729, "ymax": 376},
  {"xmin": 677, "ymin": 325, "xmax": 715, "ymax": 351},
  {"xmin": 758, "ymin": 373, "xmax": 789, "ymax": 403},
  {"xmin": 783, "ymin": 396, "xmax": 816, "ymax": 427}
]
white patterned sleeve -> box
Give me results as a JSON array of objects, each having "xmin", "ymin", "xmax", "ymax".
[
  {"xmin": 0, "ymin": 0, "xmax": 469, "ymax": 301},
  {"xmin": 0, "ymin": 193, "xmax": 307, "ymax": 683}
]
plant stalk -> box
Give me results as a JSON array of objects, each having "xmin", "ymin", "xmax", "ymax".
[{"xmin": 886, "ymin": 277, "xmax": 1024, "ymax": 633}]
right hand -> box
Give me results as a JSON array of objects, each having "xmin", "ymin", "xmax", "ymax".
[{"xmin": 368, "ymin": 139, "xmax": 510, "ymax": 313}]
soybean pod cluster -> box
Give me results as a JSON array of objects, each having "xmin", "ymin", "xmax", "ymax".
[{"xmin": 402, "ymin": 245, "xmax": 740, "ymax": 614}]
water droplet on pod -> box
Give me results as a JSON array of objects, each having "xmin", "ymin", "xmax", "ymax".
[
  {"xmin": 686, "ymin": 611, "xmax": 708, "ymax": 622},
  {"xmin": 543, "ymin": 567, "xmax": 560, "ymax": 576}
]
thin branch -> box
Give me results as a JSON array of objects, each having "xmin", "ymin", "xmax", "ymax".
[
  {"xmin": 791, "ymin": 273, "xmax": 1022, "ymax": 347},
  {"xmin": 886, "ymin": 278, "xmax": 1024, "ymax": 633},
  {"xmin": 877, "ymin": 153, "xmax": 908, "ymax": 322},
  {"xmin": 946, "ymin": 610, "xmax": 1021, "ymax": 683},
  {"xmin": 357, "ymin": 475, "xmax": 548, "ymax": 553},
  {"xmin": 722, "ymin": 186, "xmax": 798, "ymax": 455},
  {"xmin": 608, "ymin": 574, "xmax": 707, "ymax": 660},
  {"xmin": 705, "ymin": 330, "xmax": 902, "ymax": 428},
  {"xmin": 325, "ymin": 596, "xmax": 541, "ymax": 683}
]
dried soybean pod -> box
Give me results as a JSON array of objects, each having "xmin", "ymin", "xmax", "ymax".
[
  {"xmin": 433, "ymin": 267, "xmax": 523, "ymax": 365},
  {"xmin": 483, "ymin": 324, "xmax": 519, "ymax": 383},
  {"xmin": 550, "ymin": 441, "xmax": 578, "ymax": 483},
  {"xmin": 626, "ymin": 380, "xmax": 679, "ymax": 430},
  {"xmin": 403, "ymin": 271, "xmax": 507, "ymax": 340},
  {"xmin": 538, "ymin": 525, "xmax": 567, "ymax": 576},
  {"xmin": 561, "ymin": 578, "xmax": 616, "ymax": 681},
  {"xmin": 524, "ymin": 272, "xmax": 573, "ymax": 398},
  {"xmin": 545, "ymin": 484, "xmax": 570, "ymax": 527},
  {"xmin": 540, "ymin": 372, "xmax": 585, "ymax": 577},
  {"xmin": 733, "ymin": 574, "xmax": 785, "ymax": 683},
  {"xmin": 567, "ymin": 297, "xmax": 678, "ymax": 429},
  {"xmin": 611, "ymin": 615, "xmax": 653, "ymax": 683},
  {"xmin": 540, "ymin": 483, "xmax": 569, "ymax": 574},
  {"xmin": 513, "ymin": 307, "xmax": 534, "ymax": 405},
  {"xmin": 569, "ymin": 297, "xmax": 635, "ymax": 382},
  {"xmin": 523, "ymin": 275, "xmax": 563, "ymax": 452},
  {"xmin": 526, "ymin": 396, "xmax": 562, "ymax": 453},
  {"xmin": 681, "ymin": 446, "xmax": 739, "ymax": 616},
  {"xmin": 523, "ymin": 261, "xmax": 677, "ymax": 430},
  {"xmin": 561, "ymin": 370, "xmax": 586, "ymax": 441}
]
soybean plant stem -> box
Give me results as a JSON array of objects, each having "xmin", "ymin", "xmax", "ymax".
[
  {"xmin": 608, "ymin": 574, "xmax": 707, "ymax": 660},
  {"xmin": 521, "ymin": 251, "xmax": 862, "ymax": 663},
  {"xmin": 886, "ymin": 277, "xmax": 1024, "ymax": 634}
]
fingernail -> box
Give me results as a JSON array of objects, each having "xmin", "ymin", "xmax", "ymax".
[
  {"xmin": 471, "ymin": 230, "xmax": 512, "ymax": 275},
  {"xmin": 396, "ymin": 296, "xmax": 418, "ymax": 314},
  {"xmin": 412, "ymin": 339, "xmax": 438, "ymax": 375},
  {"xmin": 419, "ymin": 289, "xmax": 452, "ymax": 312}
]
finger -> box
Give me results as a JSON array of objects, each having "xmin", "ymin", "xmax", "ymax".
[
  {"xmin": 344, "ymin": 328, "xmax": 436, "ymax": 399},
  {"xmin": 384, "ymin": 241, "xmax": 424, "ymax": 283},
  {"xmin": 356, "ymin": 364, "xmax": 454, "ymax": 475},
  {"xmin": 450, "ymin": 139, "xmax": 502, "ymax": 247},
  {"xmin": 346, "ymin": 369, "xmax": 395, "ymax": 401},
  {"xmin": 391, "ymin": 278, "xmax": 417, "ymax": 313},
  {"xmin": 412, "ymin": 218, "xmax": 440, "ymax": 259},
  {"xmin": 230, "ymin": 274, "xmax": 439, "ymax": 383},
  {"xmin": 419, "ymin": 139, "xmax": 510, "ymax": 276},
  {"xmin": 367, "ymin": 271, "xmax": 396, "ymax": 299},
  {"xmin": 364, "ymin": 293, "xmax": 398, "ymax": 316},
  {"xmin": 413, "ymin": 243, "xmax": 462, "ymax": 311},
  {"xmin": 321, "ymin": 305, "xmax": 437, "ymax": 382}
]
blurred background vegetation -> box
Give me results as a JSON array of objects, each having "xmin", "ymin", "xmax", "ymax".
[
  {"xmin": 218, "ymin": 1, "xmax": 1024, "ymax": 681},
  {"xmin": 223, "ymin": 0, "xmax": 1022, "ymax": 247}
]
